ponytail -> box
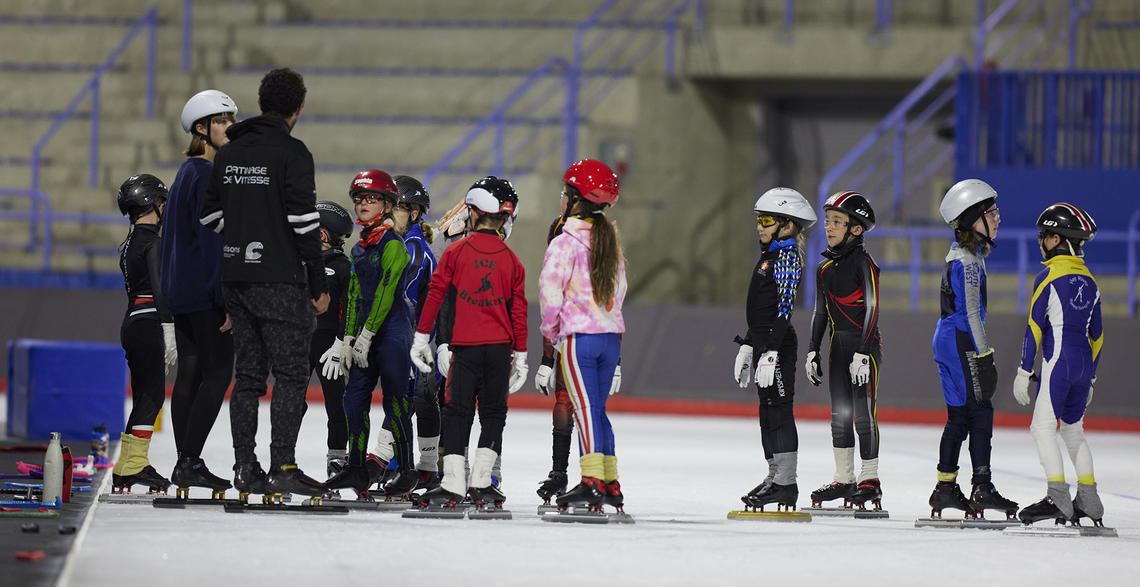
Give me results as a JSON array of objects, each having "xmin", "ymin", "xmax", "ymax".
[
  {"xmin": 574, "ymin": 200, "xmax": 621, "ymax": 307},
  {"xmin": 419, "ymin": 221, "xmax": 434, "ymax": 244}
]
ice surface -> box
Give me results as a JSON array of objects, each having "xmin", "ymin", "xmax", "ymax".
[{"xmin": 64, "ymin": 401, "xmax": 1140, "ymax": 586}]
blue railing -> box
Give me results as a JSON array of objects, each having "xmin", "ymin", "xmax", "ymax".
[
  {"xmin": 808, "ymin": 0, "xmax": 1090, "ymax": 308},
  {"xmin": 0, "ymin": 6, "xmax": 157, "ymax": 268},
  {"xmin": 956, "ymin": 71, "xmax": 1140, "ymax": 170}
]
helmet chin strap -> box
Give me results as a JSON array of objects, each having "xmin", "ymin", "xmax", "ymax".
[{"xmin": 975, "ymin": 211, "xmax": 997, "ymax": 250}]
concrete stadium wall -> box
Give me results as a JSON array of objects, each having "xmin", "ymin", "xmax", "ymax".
[{"xmin": 2, "ymin": 288, "xmax": 1134, "ymax": 419}]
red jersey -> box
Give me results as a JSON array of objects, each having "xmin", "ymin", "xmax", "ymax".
[{"xmin": 416, "ymin": 230, "xmax": 527, "ymax": 351}]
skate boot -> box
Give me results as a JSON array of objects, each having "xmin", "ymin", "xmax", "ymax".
[
  {"xmin": 742, "ymin": 482, "xmax": 798, "ymax": 512},
  {"xmin": 604, "ymin": 480, "xmax": 624, "ymax": 512},
  {"xmin": 110, "ymin": 433, "xmax": 169, "ymax": 494},
  {"xmin": 265, "ymin": 464, "xmax": 326, "ymax": 504},
  {"xmin": 381, "ymin": 468, "xmax": 419, "ymax": 500},
  {"xmin": 929, "ymin": 481, "xmax": 974, "ymax": 518},
  {"xmin": 469, "ymin": 484, "xmax": 507, "ymax": 510},
  {"xmin": 416, "ymin": 485, "xmax": 465, "ymax": 509},
  {"xmin": 850, "ymin": 478, "xmax": 883, "ymax": 510},
  {"xmin": 1018, "ymin": 496, "xmax": 1068, "ymax": 525},
  {"xmin": 112, "ymin": 466, "xmax": 171, "ymax": 494},
  {"xmin": 556, "ymin": 477, "xmax": 606, "ymax": 511},
  {"xmin": 364, "ymin": 453, "xmax": 389, "ymax": 489},
  {"xmin": 414, "ymin": 470, "xmax": 441, "ymax": 493},
  {"xmin": 171, "ymin": 457, "xmax": 231, "ymax": 499},
  {"xmin": 233, "ymin": 462, "xmax": 268, "ymax": 503},
  {"xmin": 324, "ymin": 465, "xmax": 372, "ymax": 500},
  {"xmin": 1071, "ymin": 483, "xmax": 1105, "ymax": 527},
  {"xmin": 536, "ymin": 470, "xmax": 569, "ymax": 504},
  {"xmin": 325, "ymin": 454, "xmax": 347, "ymax": 499},
  {"xmin": 969, "ymin": 481, "xmax": 1018, "ymax": 520},
  {"xmin": 810, "ymin": 482, "xmax": 856, "ymax": 508}
]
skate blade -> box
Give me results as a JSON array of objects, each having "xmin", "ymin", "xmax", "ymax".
[
  {"xmin": 537, "ymin": 504, "xmax": 559, "ymax": 515},
  {"xmin": 152, "ymin": 497, "xmax": 242, "ymax": 508},
  {"xmin": 467, "ymin": 508, "xmax": 512, "ymax": 520},
  {"xmin": 805, "ymin": 506, "xmax": 889, "ymax": 519},
  {"xmin": 401, "ymin": 507, "xmax": 467, "ymax": 520},
  {"xmin": 1004, "ymin": 524, "xmax": 1118, "ymax": 538},
  {"xmin": 320, "ymin": 498, "xmax": 382, "ymax": 511},
  {"xmin": 375, "ymin": 499, "xmax": 417, "ymax": 513},
  {"xmin": 915, "ymin": 518, "xmax": 1018, "ymax": 530},
  {"xmin": 98, "ymin": 493, "xmax": 159, "ymax": 504},
  {"xmin": 222, "ymin": 503, "xmax": 349, "ymax": 515},
  {"xmin": 727, "ymin": 510, "xmax": 812, "ymax": 522},
  {"xmin": 542, "ymin": 508, "xmax": 612, "ymax": 524}
]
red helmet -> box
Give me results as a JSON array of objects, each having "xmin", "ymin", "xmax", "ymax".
[
  {"xmin": 349, "ymin": 169, "xmax": 398, "ymax": 200},
  {"xmin": 562, "ymin": 159, "xmax": 619, "ymax": 205}
]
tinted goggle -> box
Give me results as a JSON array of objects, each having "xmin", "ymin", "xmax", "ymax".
[
  {"xmin": 756, "ymin": 214, "xmax": 778, "ymax": 228},
  {"xmin": 351, "ymin": 192, "xmax": 394, "ymax": 205}
]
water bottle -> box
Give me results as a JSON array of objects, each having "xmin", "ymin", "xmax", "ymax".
[{"xmin": 43, "ymin": 432, "xmax": 64, "ymax": 505}]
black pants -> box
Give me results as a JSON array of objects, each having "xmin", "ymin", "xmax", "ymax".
[
  {"xmin": 755, "ymin": 329, "xmax": 798, "ymax": 458},
  {"xmin": 441, "ymin": 343, "xmax": 510, "ymax": 456},
  {"xmin": 224, "ymin": 283, "xmax": 315, "ymax": 468},
  {"xmin": 121, "ymin": 318, "xmax": 165, "ymax": 433},
  {"xmin": 551, "ymin": 362, "xmax": 574, "ymax": 473},
  {"xmin": 826, "ymin": 330, "xmax": 881, "ymax": 460},
  {"xmin": 171, "ymin": 308, "xmax": 233, "ymax": 459},
  {"xmin": 937, "ymin": 388, "xmax": 994, "ymax": 484},
  {"xmin": 308, "ymin": 328, "xmax": 347, "ymax": 451}
]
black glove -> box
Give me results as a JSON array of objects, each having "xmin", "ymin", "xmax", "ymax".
[{"xmin": 973, "ymin": 350, "xmax": 998, "ymax": 402}]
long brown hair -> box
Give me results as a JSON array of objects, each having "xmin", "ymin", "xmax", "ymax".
[
  {"xmin": 955, "ymin": 229, "xmax": 991, "ymax": 257},
  {"xmin": 572, "ymin": 197, "xmax": 622, "ymax": 307}
]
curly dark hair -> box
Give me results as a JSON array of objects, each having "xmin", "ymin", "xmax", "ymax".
[{"xmin": 258, "ymin": 68, "xmax": 306, "ymax": 118}]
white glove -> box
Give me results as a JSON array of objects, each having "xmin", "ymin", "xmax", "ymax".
[
  {"xmin": 1013, "ymin": 367, "xmax": 1033, "ymax": 406},
  {"xmin": 849, "ymin": 352, "xmax": 870, "ymax": 386},
  {"xmin": 755, "ymin": 351, "xmax": 778, "ymax": 388},
  {"xmin": 352, "ymin": 329, "xmax": 375, "ymax": 368},
  {"xmin": 1087, "ymin": 378, "xmax": 1095, "ymax": 408},
  {"xmin": 319, "ymin": 338, "xmax": 343, "ymax": 381},
  {"xmin": 508, "ymin": 350, "xmax": 528, "ymax": 394},
  {"xmin": 534, "ymin": 362, "xmax": 554, "ymax": 396},
  {"xmin": 805, "ymin": 351, "xmax": 822, "ymax": 386},
  {"xmin": 410, "ymin": 332, "xmax": 433, "ymax": 374},
  {"xmin": 339, "ymin": 335, "xmax": 356, "ymax": 372},
  {"xmin": 610, "ymin": 364, "xmax": 622, "ymax": 395},
  {"xmin": 435, "ymin": 343, "xmax": 452, "ymax": 378},
  {"xmin": 161, "ymin": 323, "xmax": 177, "ymax": 373},
  {"xmin": 733, "ymin": 344, "xmax": 753, "ymax": 388}
]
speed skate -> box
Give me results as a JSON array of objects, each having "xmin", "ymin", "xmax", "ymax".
[{"xmin": 542, "ymin": 504, "xmax": 634, "ymax": 524}]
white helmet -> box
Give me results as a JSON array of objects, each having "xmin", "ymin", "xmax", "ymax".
[
  {"xmin": 753, "ymin": 187, "xmax": 817, "ymax": 230},
  {"xmin": 180, "ymin": 89, "xmax": 238, "ymax": 133},
  {"xmin": 939, "ymin": 179, "xmax": 997, "ymax": 228}
]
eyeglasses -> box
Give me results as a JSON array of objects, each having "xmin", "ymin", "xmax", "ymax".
[
  {"xmin": 984, "ymin": 207, "xmax": 1001, "ymax": 221},
  {"xmin": 822, "ymin": 219, "xmax": 849, "ymax": 228},
  {"xmin": 351, "ymin": 193, "xmax": 391, "ymax": 205},
  {"xmin": 756, "ymin": 214, "xmax": 778, "ymax": 228},
  {"xmin": 393, "ymin": 203, "xmax": 413, "ymax": 212}
]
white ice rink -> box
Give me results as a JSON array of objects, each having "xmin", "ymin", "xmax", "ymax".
[{"xmin": 64, "ymin": 401, "xmax": 1140, "ymax": 587}]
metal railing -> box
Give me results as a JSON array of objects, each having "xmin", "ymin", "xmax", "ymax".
[
  {"xmin": 0, "ymin": 6, "xmax": 157, "ymax": 268},
  {"xmin": 807, "ymin": 0, "xmax": 1091, "ymax": 308},
  {"xmin": 780, "ymin": 0, "xmax": 894, "ymax": 31}
]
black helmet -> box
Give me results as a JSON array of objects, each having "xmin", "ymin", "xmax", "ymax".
[
  {"xmin": 117, "ymin": 174, "xmax": 168, "ymax": 217},
  {"xmin": 465, "ymin": 175, "xmax": 518, "ymax": 218},
  {"xmin": 823, "ymin": 191, "xmax": 876, "ymax": 231},
  {"xmin": 315, "ymin": 201, "xmax": 353, "ymax": 238},
  {"xmin": 394, "ymin": 175, "xmax": 430, "ymax": 214},
  {"xmin": 1037, "ymin": 202, "xmax": 1097, "ymax": 242}
]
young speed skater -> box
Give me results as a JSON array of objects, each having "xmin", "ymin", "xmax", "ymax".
[
  {"xmin": 370, "ymin": 175, "xmax": 443, "ymax": 495},
  {"xmin": 539, "ymin": 159, "xmax": 627, "ymax": 513},
  {"xmin": 410, "ymin": 176, "xmax": 528, "ymax": 510},
  {"xmin": 805, "ymin": 191, "xmax": 885, "ymax": 510},
  {"xmin": 534, "ymin": 213, "xmax": 575, "ymax": 505},
  {"xmin": 324, "ymin": 170, "xmax": 414, "ymax": 499},
  {"xmin": 112, "ymin": 174, "xmax": 174, "ymax": 494},
  {"xmin": 161, "ymin": 90, "xmax": 237, "ymax": 495},
  {"xmin": 309, "ymin": 201, "xmax": 354, "ymax": 485},
  {"xmin": 929, "ymin": 179, "xmax": 1017, "ymax": 519},
  {"xmin": 732, "ymin": 187, "xmax": 817, "ymax": 512},
  {"xmin": 1014, "ymin": 203, "xmax": 1106, "ymax": 527}
]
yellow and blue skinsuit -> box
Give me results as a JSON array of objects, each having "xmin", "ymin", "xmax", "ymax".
[{"xmin": 1020, "ymin": 254, "xmax": 1102, "ymax": 492}]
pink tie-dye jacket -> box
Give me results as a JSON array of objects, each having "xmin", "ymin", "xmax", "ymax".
[{"xmin": 539, "ymin": 217, "xmax": 627, "ymax": 341}]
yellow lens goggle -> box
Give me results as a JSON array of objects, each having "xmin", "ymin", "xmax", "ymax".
[{"xmin": 756, "ymin": 214, "xmax": 778, "ymax": 228}]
